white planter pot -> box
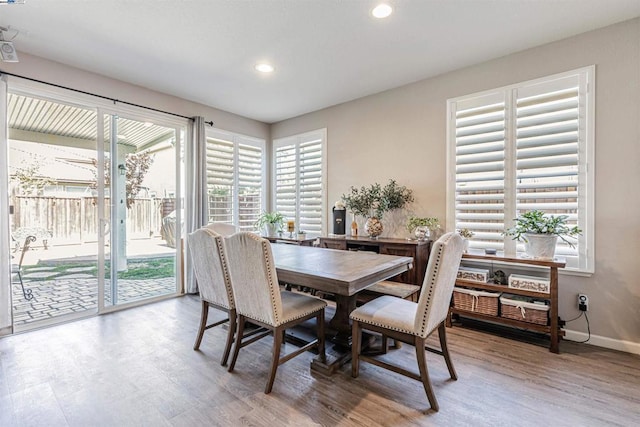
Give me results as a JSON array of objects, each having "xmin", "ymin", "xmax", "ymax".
[
  {"xmin": 523, "ymin": 233, "xmax": 558, "ymax": 260},
  {"xmin": 264, "ymin": 223, "xmax": 279, "ymax": 237}
]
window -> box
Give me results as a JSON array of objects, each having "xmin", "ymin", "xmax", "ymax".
[
  {"xmin": 447, "ymin": 67, "xmax": 594, "ymax": 272},
  {"xmin": 273, "ymin": 129, "xmax": 327, "ymax": 234},
  {"xmin": 206, "ymin": 129, "xmax": 266, "ymax": 231}
]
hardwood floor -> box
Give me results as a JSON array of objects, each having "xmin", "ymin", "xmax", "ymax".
[{"xmin": 1, "ymin": 295, "xmax": 638, "ymax": 426}]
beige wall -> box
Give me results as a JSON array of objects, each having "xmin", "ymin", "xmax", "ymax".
[
  {"xmin": 1, "ymin": 53, "xmax": 269, "ymax": 140},
  {"xmin": 271, "ymin": 19, "xmax": 640, "ymax": 348}
]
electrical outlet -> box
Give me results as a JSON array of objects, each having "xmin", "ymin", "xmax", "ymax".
[{"xmin": 578, "ymin": 294, "xmax": 589, "ymax": 311}]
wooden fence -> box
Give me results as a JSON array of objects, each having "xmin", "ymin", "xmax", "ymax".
[{"xmin": 11, "ymin": 196, "xmax": 172, "ymax": 245}]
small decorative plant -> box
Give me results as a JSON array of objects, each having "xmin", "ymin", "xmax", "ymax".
[
  {"xmin": 504, "ymin": 210, "xmax": 581, "ymax": 247},
  {"xmin": 406, "ymin": 216, "xmax": 440, "ymax": 233},
  {"xmin": 342, "ymin": 179, "xmax": 413, "ymax": 219},
  {"xmin": 458, "ymin": 228, "xmax": 475, "ymax": 239},
  {"xmin": 254, "ymin": 211, "xmax": 285, "ymax": 232}
]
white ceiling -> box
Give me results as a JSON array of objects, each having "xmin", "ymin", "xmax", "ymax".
[{"xmin": 1, "ymin": 0, "xmax": 640, "ymax": 124}]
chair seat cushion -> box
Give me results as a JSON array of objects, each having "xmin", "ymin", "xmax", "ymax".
[
  {"xmin": 279, "ymin": 291, "xmax": 327, "ymax": 326},
  {"xmin": 350, "ymin": 295, "xmax": 418, "ymax": 335}
]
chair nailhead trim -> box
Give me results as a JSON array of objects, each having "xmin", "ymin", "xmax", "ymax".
[
  {"xmin": 260, "ymin": 238, "xmax": 281, "ymax": 325},
  {"xmin": 418, "ymin": 233, "xmax": 454, "ymax": 336},
  {"xmin": 215, "ymin": 236, "xmax": 235, "ymax": 307}
]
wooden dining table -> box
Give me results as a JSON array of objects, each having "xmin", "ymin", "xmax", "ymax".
[{"xmin": 270, "ymin": 244, "xmax": 414, "ymax": 375}]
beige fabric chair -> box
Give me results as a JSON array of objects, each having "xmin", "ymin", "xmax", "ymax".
[
  {"xmin": 225, "ymin": 232, "xmax": 327, "ymax": 394},
  {"xmin": 350, "ymin": 232, "xmax": 465, "ymax": 411},
  {"xmin": 205, "ymin": 222, "xmax": 237, "ymax": 236},
  {"xmin": 187, "ymin": 227, "xmax": 237, "ymax": 365}
]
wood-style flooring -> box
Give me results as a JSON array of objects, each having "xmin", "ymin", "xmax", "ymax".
[{"xmin": 1, "ymin": 295, "xmax": 638, "ymax": 426}]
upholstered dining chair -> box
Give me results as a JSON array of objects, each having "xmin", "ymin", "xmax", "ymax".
[
  {"xmin": 350, "ymin": 232, "xmax": 465, "ymax": 411},
  {"xmin": 224, "ymin": 232, "xmax": 327, "ymax": 394},
  {"xmin": 205, "ymin": 222, "xmax": 237, "ymax": 236},
  {"xmin": 187, "ymin": 227, "xmax": 237, "ymax": 365}
]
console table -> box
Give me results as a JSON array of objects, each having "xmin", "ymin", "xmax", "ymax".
[
  {"xmin": 448, "ymin": 250, "xmax": 566, "ymax": 353},
  {"xmin": 318, "ymin": 236, "xmax": 431, "ymax": 287},
  {"xmin": 263, "ymin": 234, "xmax": 318, "ymax": 246}
]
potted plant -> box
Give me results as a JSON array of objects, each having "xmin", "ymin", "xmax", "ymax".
[
  {"xmin": 406, "ymin": 216, "xmax": 440, "ymax": 240},
  {"xmin": 254, "ymin": 211, "xmax": 285, "ymax": 237},
  {"xmin": 341, "ymin": 179, "xmax": 413, "ymax": 238},
  {"xmin": 297, "ymin": 230, "xmax": 307, "ymax": 240},
  {"xmin": 457, "ymin": 228, "xmax": 475, "ymax": 252},
  {"xmin": 504, "ymin": 210, "xmax": 581, "ymax": 259}
]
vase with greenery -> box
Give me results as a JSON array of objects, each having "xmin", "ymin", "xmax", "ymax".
[
  {"xmin": 457, "ymin": 228, "xmax": 475, "ymax": 252},
  {"xmin": 341, "ymin": 179, "xmax": 413, "ymax": 238},
  {"xmin": 254, "ymin": 211, "xmax": 285, "ymax": 237},
  {"xmin": 406, "ymin": 216, "xmax": 440, "ymax": 240},
  {"xmin": 504, "ymin": 210, "xmax": 581, "ymax": 259}
]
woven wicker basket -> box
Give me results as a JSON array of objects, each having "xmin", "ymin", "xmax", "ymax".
[
  {"xmin": 453, "ymin": 287, "xmax": 500, "ymax": 316},
  {"xmin": 500, "ymin": 296, "xmax": 549, "ymax": 325}
]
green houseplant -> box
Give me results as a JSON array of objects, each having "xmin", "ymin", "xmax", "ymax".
[
  {"xmin": 342, "ymin": 179, "xmax": 414, "ymax": 238},
  {"xmin": 504, "ymin": 210, "xmax": 581, "ymax": 259},
  {"xmin": 406, "ymin": 216, "xmax": 440, "ymax": 240},
  {"xmin": 254, "ymin": 211, "xmax": 285, "ymax": 237}
]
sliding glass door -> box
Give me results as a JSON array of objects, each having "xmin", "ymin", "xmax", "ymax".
[
  {"xmin": 3, "ymin": 82, "xmax": 184, "ymax": 332},
  {"xmin": 101, "ymin": 113, "xmax": 180, "ymax": 308}
]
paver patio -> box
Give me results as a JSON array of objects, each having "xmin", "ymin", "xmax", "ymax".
[{"xmin": 10, "ymin": 237, "xmax": 178, "ymax": 329}]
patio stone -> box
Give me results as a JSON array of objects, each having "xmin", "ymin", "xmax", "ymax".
[
  {"xmin": 55, "ymin": 273, "xmax": 95, "ymax": 279},
  {"xmin": 23, "ymin": 266, "xmax": 56, "ymax": 272},
  {"xmin": 64, "ymin": 266, "xmax": 95, "ymax": 273},
  {"xmin": 22, "ymin": 271, "xmax": 58, "ymax": 279},
  {"xmin": 12, "ymin": 277, "xmax": 176, "ymax": 328}
]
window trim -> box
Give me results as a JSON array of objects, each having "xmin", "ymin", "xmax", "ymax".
[
  {"xmin": 272, "ymin": 128, "xmax": 327, "ymax": 235},
  {"xmin": 446, "ymin": 66, "xmax": 595, "ymax": 274}
]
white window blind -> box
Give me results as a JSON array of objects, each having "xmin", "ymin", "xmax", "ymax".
[
  {"xmin": 206, "ymin": 129, "xmax": 265, "ymax": 231},
  {"xmin": 448, "ymin": 67, "xmax": 594, "ymax": 272},
  {"xmin": 273, "ymin": 129, "xmax": 326, "ymax": 234}
]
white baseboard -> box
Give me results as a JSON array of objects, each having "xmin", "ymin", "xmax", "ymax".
[{"xmin": 564, "ymin": 329, "xmax": 640, "ymax": 355}]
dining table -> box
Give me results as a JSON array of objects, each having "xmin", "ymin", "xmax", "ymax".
[{"xmin": 270, "ymin": 243, "xmax": 414, "ymax": 375}]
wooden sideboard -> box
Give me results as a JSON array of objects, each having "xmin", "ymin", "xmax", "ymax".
[{"xmin": 318, "ymin": 236, "xmax": 431, "ymax": 286}]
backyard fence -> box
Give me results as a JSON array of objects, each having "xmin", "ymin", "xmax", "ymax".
[{"xmin": 11, "ymin": 196, "xmax": 173, "ymax": 246}]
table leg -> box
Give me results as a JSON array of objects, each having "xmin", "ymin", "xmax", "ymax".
[
  {"xmin": 329, "ymin": 294, "xmax": 357, "ymax": 348},
  {"xmin": 311, "ymin": 294, "xmax": 357, "ymax": 375}
]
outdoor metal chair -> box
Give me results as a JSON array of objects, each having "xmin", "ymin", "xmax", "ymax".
[{"xmin": 11, "ymin": 235, "xmax": 36, "ymax": 301}]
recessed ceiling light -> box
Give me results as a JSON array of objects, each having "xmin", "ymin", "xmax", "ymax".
[
  {"xmin": 372, "ymin": 3, "xmax": 393, "ymax": 19},
  {"xmin": 255, "ymin": 63, "xmax": 274, "ymax": 73}
]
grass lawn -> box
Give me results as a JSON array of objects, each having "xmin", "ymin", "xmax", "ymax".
[{"xmin": 22, "ymin": 257, "xmax": 175, "ymax": 281}]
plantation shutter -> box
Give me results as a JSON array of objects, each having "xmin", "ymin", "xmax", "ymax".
[
  {"xmin": 237, "ymin": 140, "xmax": 264, "ymax": 231},
  {"xmin": 274, "ymin": 129, "xmax": 326, "ymax": 234},
  {"xmin": 448, "ymin": 67, "xmax": 593, "ymax": 272},
  {"xmin": 452, "ymin": 92, "xmax": 507, "ymax": 251},
  {"xmin": 515, "ymin": 75, "xmax": 583, "ymax": 262},
  {"xmin": 206, "ymin": 137, "xmax": 234, "ymax": 223},
  {"xmin": 206, "ymin": 130, "xmax": 265, "ymax": 230}
]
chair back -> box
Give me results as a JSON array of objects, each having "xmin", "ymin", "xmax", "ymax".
[
  {"xmin": 414, "ymin": 232, "xmax": 464, "ymax": 337},
  {"xmin": 205, "ymin": 222, "xmax": 237, "ymax": 236},
  {"xmin": 187, "ymin": 228, "xmax": 235, "ymax": 309},
  {"xmin": 224, "ymin": 232, "xmax": 283, "ymax": 326}
]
